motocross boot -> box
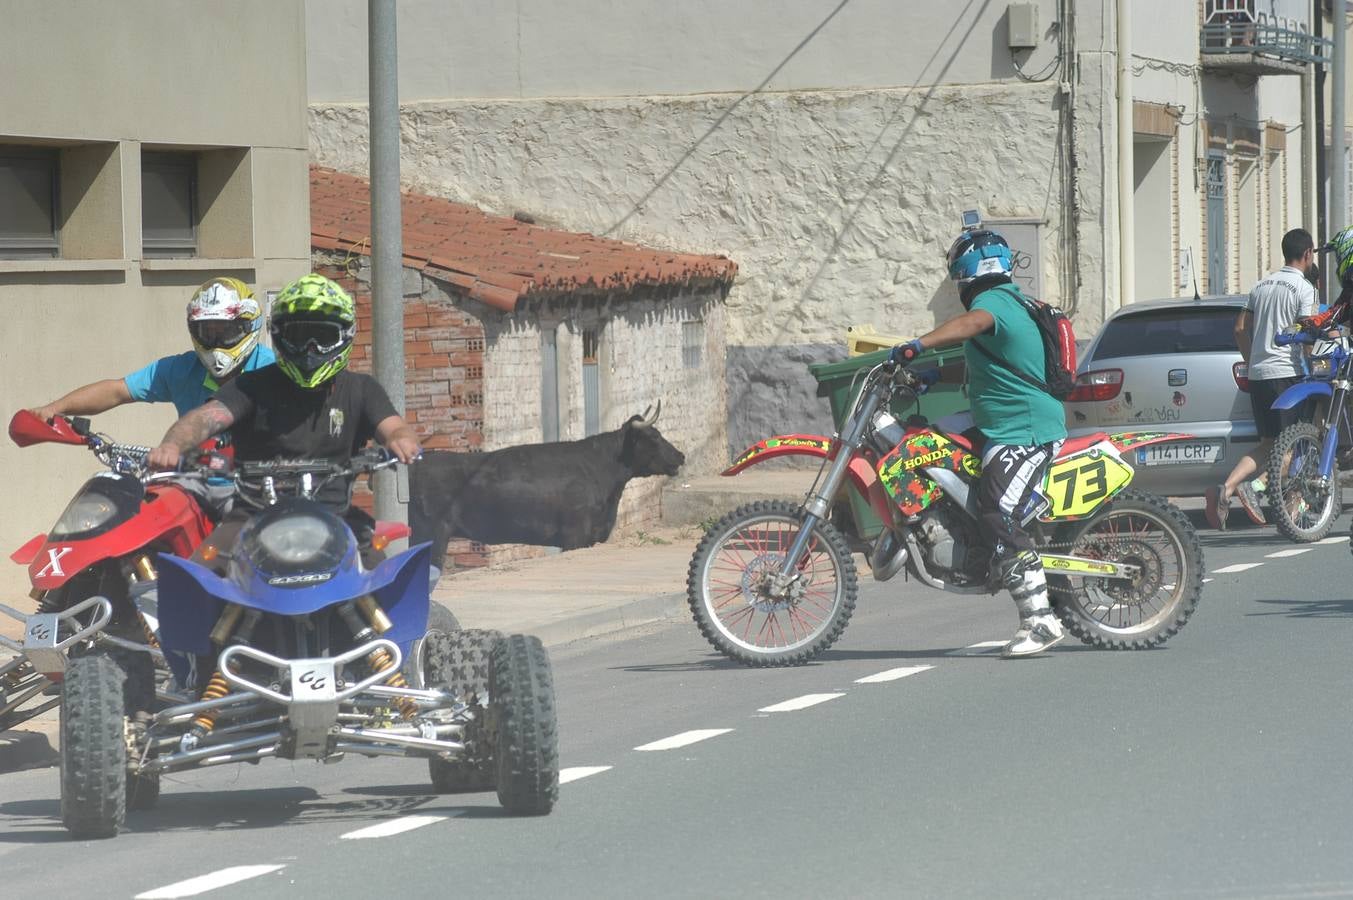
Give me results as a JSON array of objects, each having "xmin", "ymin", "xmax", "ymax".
[{"xmin": 997, "ymin": 550, "xmax": 1064, "ymax": 658}]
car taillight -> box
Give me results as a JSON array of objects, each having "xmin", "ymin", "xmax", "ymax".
[
  {"xmin": 1233, "ymin": 362, "xmax": 1250, "ymax": 392},
  {"xmin": 1067, "ymin": 368, "xmax": 1123, "ymax": 402}
]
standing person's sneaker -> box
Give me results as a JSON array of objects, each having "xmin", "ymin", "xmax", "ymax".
[
  {"xmin": 1204, "ymin": 484, "xmax": 1230, "ymax": 531},
  {"xmin": 1001, "ymin": 612, "xmax": 1065, "ymax": 658},
  {"xmin": 1234, "ymin": 480, "xmax": 1267, "ymax": 525}
]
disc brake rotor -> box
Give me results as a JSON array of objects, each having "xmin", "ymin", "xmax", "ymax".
[{"xmin": 741, "ymin": 553, "xmax": 807, "ymax": 613}]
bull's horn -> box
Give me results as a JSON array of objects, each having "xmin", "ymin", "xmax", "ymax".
[
  {"xmin": 639, "ymin": 403, "xmax": 653, "ymax": 423},
  {"xmin": 648, "ymin": 399, "xmax": 661, "ymax": 426}
]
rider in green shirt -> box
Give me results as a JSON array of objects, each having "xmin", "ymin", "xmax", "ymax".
[{"xmin": 890, "ymin": 228, "xmax": 1067, "ymax": 657}]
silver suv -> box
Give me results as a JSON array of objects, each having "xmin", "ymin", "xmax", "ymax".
[{"xmin": 1065, "ymin": 295, "xmax": 1254, "ymax": 497}]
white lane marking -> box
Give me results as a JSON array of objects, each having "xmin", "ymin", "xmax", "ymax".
[
  {"xmin": 635, "ymin": 729, "xmax": 733, "ymax": 751},
  {"xmin": 966, "ymin": 640, "xmax": 1007, "ymax": 649},
  {"xmin": 136, "ymin": 865, "xmax": 285, "ymax": 899},
  {"xmin": 560, "ymin": 766, "xmax": 612, "ymax": 783},
  {"xmin": 1317, "ymin": 536, "xmax": 1346, "ymax": 545},
  {"xmin": 1211, "ymin": 563, "xmax": 1263, "ymax": 574},
  {"xmin": 1202, "ymin": 578, "xmax": 1214, "ymax": 584},
  {"xmin": 855, "ymin": 665, "xmax": 934, "ymax": 684},
  {"xmin": 759, "ymin": 693, "xmax": 846, "ymax": 713},
  {"xmin": 340, "ymin": 814, "xmax": 450, "ymax": 840},
  {"xmin": 1266, "ymin": 547, "xmax": 1313, "ymax": 558}
]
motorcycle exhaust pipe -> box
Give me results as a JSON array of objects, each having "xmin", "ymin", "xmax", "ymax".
[{"xmin": 868, "ymin": 529, "xmax": 909, "ymax": 583}]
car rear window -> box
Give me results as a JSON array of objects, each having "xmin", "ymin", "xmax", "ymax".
[{"xmin": 1092, "ymin": 307, "xmax": 1240, "ymax": 360}]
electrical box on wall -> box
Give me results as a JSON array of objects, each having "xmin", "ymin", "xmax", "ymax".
[{"xmin": 1007, "ymin": 3, "xmax": 1038, "ymax": 50}]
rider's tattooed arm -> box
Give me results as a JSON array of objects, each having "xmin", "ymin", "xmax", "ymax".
[{"xmin": 147, "ymin": 401, "xmax": 235, "ymax": 470}]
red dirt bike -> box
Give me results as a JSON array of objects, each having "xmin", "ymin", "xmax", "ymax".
[
  {"xmin": 0, "ymin": 411, "xmax": 218, "ymax": 732},
  {"xmin": 687, "ymin": 360, "xmax": 1204, "ymax": 666}
]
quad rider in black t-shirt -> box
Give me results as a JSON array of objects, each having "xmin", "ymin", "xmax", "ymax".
[{"xmin": 148, "ymin": 274, "xmax": 421, "ymax": 566}]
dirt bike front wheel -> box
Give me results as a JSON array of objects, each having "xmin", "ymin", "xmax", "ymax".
[
  {"xmin": 1268, "ymin": 422, "xmax": 1342, "ymax": 543},
  {"xmin": 687, "ymin": 500, "xmax": 858, "ymax": 667},
  {"xmin": 1047, "ymin": 489, "xmax": 1202, "ymax": 650}
]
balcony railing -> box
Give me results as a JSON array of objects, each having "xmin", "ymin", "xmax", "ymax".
[{"xmin": 1201, "ymin": 15, "xmax": 1333, "ymax": 74}]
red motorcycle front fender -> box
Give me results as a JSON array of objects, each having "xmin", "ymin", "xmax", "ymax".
[{"xmin": 723, "ymin": 434, "xmax": 895, "ymax": 527}]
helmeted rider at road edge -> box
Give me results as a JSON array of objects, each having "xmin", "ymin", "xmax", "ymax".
[
  {"xmin": 1297, "ymin": 226, "xmax": 1353, "ymax": 335},
  {"xmin": 887, "ymin": 229, "xmax": 1068, "ymax": 658},
  {"xmin": 28, "ymin": 276, "xmax": 275, "ymax": 421},
  {"xmin": 146, "ymin": 273, "xmax": 421, "ymax": 569}
]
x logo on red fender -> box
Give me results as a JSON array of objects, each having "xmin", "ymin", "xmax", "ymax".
[{"xmin": 35, "ymin": 546, "xmax": 74, "ymax": 579}]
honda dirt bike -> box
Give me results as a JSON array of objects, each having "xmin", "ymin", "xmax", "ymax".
[
  {"xmin": 1266, "ymin": 329, "xmax": 1351, "ymax": 542},
  {"xmin": 687, "ymin": 360, "xmax": 1204, "ymax": 666},
  {"xmin": 0, "ymin": 411, "xmax": 217, "ymax": 733},
  {"xmin": 55, "ymin": 449, "xmax": 557, "ymax": 838}
]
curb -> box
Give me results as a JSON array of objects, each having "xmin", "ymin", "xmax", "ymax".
[
  {"xmin": 0, "ymin": 729, "xmax": 57, "ymax": 773},
  {"xmin": 529, "ymin": 591, "xmax": 689, "ymax": 648}
]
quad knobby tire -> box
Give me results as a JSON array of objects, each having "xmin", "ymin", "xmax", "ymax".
[
  {"xmin": 687, "ymin": 500, "xmax": 858, "ymax": 667},
  {"xmin": 60, "ymin": 654, "xmax": 129, "ymax": 839},
  {"xmin": 427, "ymin": 627, "xmax": 500, "ymax": 793},
  {"xmin": 1267, "ymin": 422, "xmax": 1342, "ymax": 543},
  {"xmin": 490, "ymin": 634, "xmax": 559, "ymax": 815},
  {"xmin": 1048, "ymin": 490, "xmax": 1203, "ymax": 650},
  {"xmin": 405, "ymin": 602, "xmax": 463, "ymax": 689}
]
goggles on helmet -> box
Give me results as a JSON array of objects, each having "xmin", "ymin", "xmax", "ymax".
[
  {"xmin": 190, "ymin": 318, "xmax": 256, "ymax": 350},
  {"xmin": 275, "ymin": 319, "xmax": 349, "ymax": 355}
]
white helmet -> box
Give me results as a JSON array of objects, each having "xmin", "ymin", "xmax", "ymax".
[{"xmin": 186, "ymin": 277, "xmax": 262, "ymax": 379}]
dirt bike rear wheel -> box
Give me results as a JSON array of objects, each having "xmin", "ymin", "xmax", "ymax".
[
  {"xmin": 1047, "ymin": 489, "xmax": 1202, "ymax": 650},
  {"xmin": 688, "ymin": 500, "xmax": 858, "ymax": 667},
  {"xmin": 1267, "ymin": 422, "xmax": 1342, "ymax": 543}
]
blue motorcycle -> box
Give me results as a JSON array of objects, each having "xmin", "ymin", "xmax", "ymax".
[
  {"xmin": 1266, "ymin": 330, "xmax": 1351, "ymax": 542},
  {"xmin": 56, "ymin": 449, "xmax": 558, "ymax": 839}
]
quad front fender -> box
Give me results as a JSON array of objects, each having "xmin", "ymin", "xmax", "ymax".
[
  {"xmin": 1271, "ymin": 380, "xmax": 1332, "ymax": 411},
  {"xmin": 723, "ymin": 434, "xmax": 895, "ymax": 529}
]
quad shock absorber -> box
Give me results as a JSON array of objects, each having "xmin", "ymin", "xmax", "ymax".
[
  {"xmin": 128, "ymin": 553, "xmax": 160, "ymax": 649},
  {"xmin": 338, "ymin": 597, "xmax": 417, "ymax": 719},
  {"xmin": 184, "ymin": 606, "xmax": 262, "ymax": 746}
]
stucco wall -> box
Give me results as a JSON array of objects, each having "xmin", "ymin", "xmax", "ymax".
[
  {"xmin": 307, "ymin": 0, "xmax": 1060, "ymax": 102},
  {"xmin": 311, "ymin": 80, "xmax": 1064, "ymax": 453}
]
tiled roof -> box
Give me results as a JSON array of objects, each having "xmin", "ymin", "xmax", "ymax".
[{"xmin": 310, "ymin": 166, "xmax": 737, "ymax": 313}]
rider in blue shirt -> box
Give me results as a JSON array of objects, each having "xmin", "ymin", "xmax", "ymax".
[{"xmin": 31, "ymin": 277, "xmax": 274, "ymax": 421}]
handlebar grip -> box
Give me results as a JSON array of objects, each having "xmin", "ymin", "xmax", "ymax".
[{"xmin": 69, "ymin": 416, "xmax": 92, "ymax": 436}]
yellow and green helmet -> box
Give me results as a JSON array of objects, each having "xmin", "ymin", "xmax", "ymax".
[
  {"xmin": 269, "ymin": 274, "xmax": 357, "ymax": 389},
  {"xmin": 1328, "ymin": 227, "xmax": 1353, "ymax": 288}
]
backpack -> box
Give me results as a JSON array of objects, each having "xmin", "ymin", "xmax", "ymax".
[{"xmin": 969, "ymin": 285, "xmax": 1078, "ymax": 400}]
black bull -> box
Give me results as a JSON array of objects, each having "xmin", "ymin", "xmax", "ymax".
[{"xmin": 409, "ymin": 408, "xmax": 686, "ymax": 571}]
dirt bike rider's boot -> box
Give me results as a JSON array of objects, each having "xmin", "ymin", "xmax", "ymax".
[{"xmin": 998, "ymin": 549, "xmax": 1065, "ymax": 658}]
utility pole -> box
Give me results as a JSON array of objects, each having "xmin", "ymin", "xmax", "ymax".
[
  {"xmin": 369, "ymin": 0, "xmax": 406, "ymax": 526},
  {"xmin": 1334, "ymin": 0, "xmax": 1347, "ymax": 236}
]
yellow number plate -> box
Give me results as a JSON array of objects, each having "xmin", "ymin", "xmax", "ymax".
[{"xmin": 1041, "ymin": 448, "xmax": 1133, "ymax": 519}]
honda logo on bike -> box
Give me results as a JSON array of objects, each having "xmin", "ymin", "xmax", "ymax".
[{"xmin": 34, "ymin": 546, "xmax": 73, "ymax": 578}]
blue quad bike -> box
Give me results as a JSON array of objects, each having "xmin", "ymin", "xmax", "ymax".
[
  {"xmin": 1266, "ymin": 330, "xmax": 1353, "ymax": 542},
  {"xmin": 56, "ymin": 449, "xmax": 558, "ymax": 839}
]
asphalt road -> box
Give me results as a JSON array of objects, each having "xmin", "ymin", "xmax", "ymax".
[{"xmin": 2, "ymin": 517, "xmax": 1351, "ymax": 899}]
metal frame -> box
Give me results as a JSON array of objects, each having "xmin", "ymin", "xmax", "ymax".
[{"xmin": 0, "ymin": 595, "xmax": 113, "ymax": 674}]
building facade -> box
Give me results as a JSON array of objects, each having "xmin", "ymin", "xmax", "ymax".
[
  {"xmin": 307, "ymin": 1, "xmax": 1321, "ymax": 459},
  {"xmin": 0, "ymin": 0, "xmax": 311, "ymax": 592}
]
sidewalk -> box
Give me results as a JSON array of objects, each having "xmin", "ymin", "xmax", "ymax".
[{"xmin": 0, "ymin": 470, "xmax": 811, "ymax": 771}]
